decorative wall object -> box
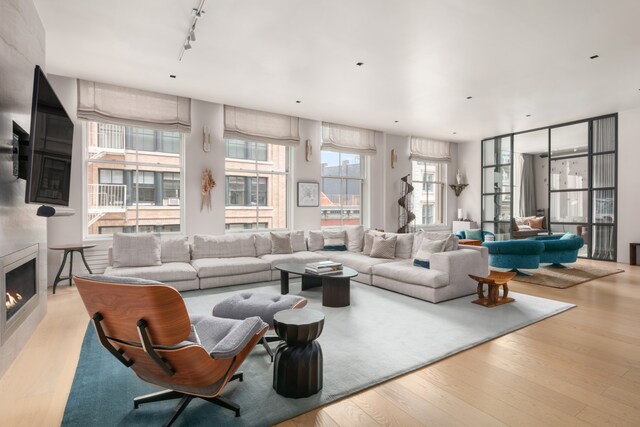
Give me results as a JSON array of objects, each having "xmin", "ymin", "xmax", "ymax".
[
  {"xmin": 390, "ymin": 149, "xmax": 398, "ymax": 168},
  {"xmin": 202, "ymin": 126, "xmax": 211, "ymax": 152},
  {"xmin": 305, "ymin": 139, "xmax": 312, "ymax": 161},
  {"xmin": 200, "ymin": 169, "xmax": 216, "ymax": 212},
  {"xmin": 449, "ymin": 183, "xmax": 469, "ymax": 197},
  {"xmin": 297, "ymin": 181, "xmax": 319, "ymax": 207},
  {"xmin": 456, "ymin": 169, "xmax": 462, "ymax": 185},
  {"xmin": 397, "ymin": 174, "xmax": 415, "ymax": 233}
]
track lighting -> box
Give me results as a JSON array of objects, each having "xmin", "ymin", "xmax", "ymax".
[
  {"xmin": 178, "ymin": 0, "xmax": 206, "ymax": 61},
  {"xmin": 189, "ymin": 28, "xmax": 196, "ymax": 41},
  {"xmin": 184, "ymin": 39, "xmax": 192, "ymax": 50}
]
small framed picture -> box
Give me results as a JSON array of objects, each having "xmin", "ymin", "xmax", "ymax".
[{"xmin": 297, "ymin": 181, "xmax": 319, "ymax": 207}]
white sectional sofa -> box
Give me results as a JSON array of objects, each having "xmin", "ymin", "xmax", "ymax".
[{"xmin": 103, "ymin": 226, "xmax": 489, "ymax": 303}]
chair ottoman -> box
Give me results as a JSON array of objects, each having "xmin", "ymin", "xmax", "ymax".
[{"xmin": 212, "ymin": 292, "xmax": 307, "ymax": 361}]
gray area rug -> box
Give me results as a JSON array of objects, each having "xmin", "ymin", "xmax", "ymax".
[
  {"xmin": 62, "ymin": 280, "xmax": 574, "ymax": 426},
  {"xmin": 508, "ymin": 265, "xmax": 624, "ymax": 288}
]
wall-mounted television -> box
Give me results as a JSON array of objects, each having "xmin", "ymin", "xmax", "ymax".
[{"xmin": 24, "ymin": 65, "xmax": 74, "ymax": 207}]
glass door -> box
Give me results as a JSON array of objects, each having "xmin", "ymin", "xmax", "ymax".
[{"xmin": 481, "ymin": 136, "xmax": 513, "ymax": 240}]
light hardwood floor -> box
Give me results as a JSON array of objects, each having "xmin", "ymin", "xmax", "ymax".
[{"xmin": 1, "ymin": 259, "xmax": 639, "ymax": 426}]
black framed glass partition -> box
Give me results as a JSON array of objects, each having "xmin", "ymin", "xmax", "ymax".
[
  {"xmin": 480, "ymin": 113, "xmax": 617, "ymax": 261},
  {"xmin": 481, "ymin": 135, "xmax": 512, "ymax": 240}
]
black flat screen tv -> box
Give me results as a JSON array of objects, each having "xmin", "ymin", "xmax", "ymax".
[{"xmin": 25, "ymin": 65, "xmax": 74, "ymax": 206}]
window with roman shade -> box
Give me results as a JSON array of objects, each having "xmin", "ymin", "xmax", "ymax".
[
  {"xmin": 321, "ymin": 122, "xmax": 377, "ymax": 155},
  {"xmin": 409, "ymin": 137, "xmax": 451, "ymax": 162},
  {"xmin": 77, "ymin": 80, "xmax": 191, "ymax": 133},
  {"xmin": 223, "ymin": 105, "xmax": 300, "ymax": 146}
]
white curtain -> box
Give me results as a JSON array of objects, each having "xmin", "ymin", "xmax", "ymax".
[
  {"xmin": 409, "ymin": 137, "xmax": 451, "ymax": 162},
  {"xmin": 321, "ymin": 122, "xmax": 376, "ymax": 155},
  {"xmin": 224, "ymin": 105, "xmax": 300, "ymax": 146},
  {"xmin": 77, "ymin": 80, "xmax": 191, "ymax": 132}
]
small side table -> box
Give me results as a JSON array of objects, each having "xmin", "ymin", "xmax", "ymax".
[
  {"xmin": 49, "ymin": 244, "xmax": 95, "ymax": 294},
  {"xmin": 469, "ymin": 271, "xmax": 517, "ymax": 308},
  {"xmin": 272, "ymin": 309, "xmax": 324, "ymax": 398},
  {"xmin": 459, "ymin": 239, "xmax": 482, "ymax": 246},
  {"xmin": 630, "ymin": 243, "xmax": 640, "ymax": 266}
]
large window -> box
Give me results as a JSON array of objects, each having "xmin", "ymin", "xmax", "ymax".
[
  {"xmin": 411, "ymin": 161, "xmax": 446, "ymax": 226},
  {"xmin": 85, "ymin": 122, "xmax": 183, "ymax": 236},
  {"xmin": 224, "ymin": 139, "xmax": 289, "ymax": 230},
  {"xmin": 320, "ymin": 151, "xmax": 364, "ymax": 227}
]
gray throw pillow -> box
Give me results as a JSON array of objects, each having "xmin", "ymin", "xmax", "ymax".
[
  {"xmin": 112, "ymin": 233, "xmax": 161, "ymax": 268},
  {"xmin": 362, "ymin": 230, "xmax": 384, "ymax": 255},
  {"xmin": 369, "ymin": 235, "xmax": 397, "ymax": 259},
  {"xmin": 308, "ymin": 231, "xmax": 324, "ymax": 251},
  {"xmin": 271, "ymin": 232, "xmax": 293, "ymax": 254},
  {"xmin": 161, "ymin": 235, "xmax": 191, "ymax": 263},
  {"xmin": 290, "ymin": 230, "xmax": 307, "ymax": 252},
  {"xmin": 345, "ymin": 225, "xmax": 365, "ymax": 252}
]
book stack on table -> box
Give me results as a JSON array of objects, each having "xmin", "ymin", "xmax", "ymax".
[{"xmin": 305, "ymin": 261, "xmax": 343, "ymax": 275}]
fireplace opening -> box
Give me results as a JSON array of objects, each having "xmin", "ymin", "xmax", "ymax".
[{"xmin": 5, "ymin": 258, "xmax": 37, "ymax": 322}]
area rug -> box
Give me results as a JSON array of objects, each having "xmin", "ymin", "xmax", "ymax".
[
  {"xmin": 509, "ymin": 265, "xmax": 624, "ymax": 288},
  {"xmin": 61, "ymin": 281, "xmax": 574, "ymax": 427}
]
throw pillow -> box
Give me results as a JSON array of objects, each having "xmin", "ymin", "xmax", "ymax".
[
  {"xmin": 113, "ymin": 233, "xmax": 161, "ymax": 268},
  {"xmin": 362, "ymin": 230, "xmax": 384, "ymax": 255},
  {"xmin": 308, "ymin": 231, "xmax": 324, "ymax": 251},
  {"xmin": 413, "ymin": 238, "xmax": 446, "ymax": 269},
  {"xmin": 443, "ymin": 233, "xmax": 459, "ymax": 252},
  {"xmin": 271, "ymin": 232, "xmax": 293, "ymax": 254},
  {"xmin": 560, "ymin": 232, "xmax": 575, "ymax": 240},
  {"xmin": 345, "ymin": 225, "xmax": 365, "ymax": 252},
  {"xmin": 465, "ymin": 229, "xmax": 483, "ymax": 241},
  {"xmin": 254, "ymin": 233, "xmax": 272, "ymax": 256},
  {"xmin": 323, "ymin": 230, "xmax": 347, "ymax": 251},
  {"xmin": 161, "ymin": 235, "xmax": 191, "ymax": 263},
  {"xmin": 529, "ymin": 217, "xmax": 544, "ymax": 229},
  {"xmin": 369, "ymin": 235, "xmax": 397, "ymax": 259},
  {"xmin": 290, "ymin": 230, "xmax": 307, "ymax": 252}
]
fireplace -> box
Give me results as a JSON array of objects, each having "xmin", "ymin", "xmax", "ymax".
[{"xmin": 1, "ymin": 244, "xmax": 39, "ymax": 343}]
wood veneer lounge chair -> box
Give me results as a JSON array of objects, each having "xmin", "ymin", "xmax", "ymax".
[{"xmin": 73, "ymin": 275, "xmax": 268, "ymax": 427}]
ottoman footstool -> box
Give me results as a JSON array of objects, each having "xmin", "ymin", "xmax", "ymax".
[{"xmin": 212, "ymin": 292, "xmax": 307, "ymax": 361}]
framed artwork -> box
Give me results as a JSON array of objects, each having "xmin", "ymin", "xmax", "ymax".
[{"xmin": 297, "ymin": 181, "xmax": 319, "ymax": 207}]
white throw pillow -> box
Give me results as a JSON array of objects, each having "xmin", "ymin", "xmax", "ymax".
[
  {"xmin": 413, "ymin": 238, "xmax": 446, "ymax": 268},
  {"xmin": 345, "ymin": 225, "xmax": 365, "ymax": 252},
  {"xmin": 113, "ymin": 233, "xmax": 161, "ymax": 268},
  {"xmin": 290, "ymin": 230, "xmax": 307, "ymax": 252},
  {"xmin": 271, "ymin": 232, "xmax": 293, "ymax": 254}
]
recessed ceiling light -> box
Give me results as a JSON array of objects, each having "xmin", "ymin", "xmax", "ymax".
[
  {"xmin": 356, "ymin": 62, "xmax": 364, "ymax": 66},
  {"xmin": 466, "ymin": 96, "xmax": 473, "ymax": 100},
  {"xmin": 453, "ymin": 132, "xmax": 457, "ymax": 135},
  {"xmin": 590, "ymin": 54, "xmax": 599, "ymax": 59},
  {"xmin": 169, "ymin": 75, "xmax": 176, "ymax": 79},
  {"xmin": 295, "ymin": 100, "xmax": 301, "ymax": 104},
  {"xmin": 394, "ymin": 120, "xmax": 399, "ymax": 123},
  {"xmin": 526, "ymin": 114, "xmax": 531, "ymax": 117}
]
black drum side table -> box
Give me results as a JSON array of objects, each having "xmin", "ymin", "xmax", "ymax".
[
  {"xmin": 272, "ymin": 309, "xmax": 324, "ymax": 398},
  {"xmin": 50, "ymin": 244, "xmax": 95, "ymax": 294}
]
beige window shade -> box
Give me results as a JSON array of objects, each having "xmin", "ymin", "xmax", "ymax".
[
  {"xmin": 77, "ymin": 80, "xmax": 191, "ymax": 133},
  {"xmin": 321, "ymin": 122, "xmax": 377, "ymax": 155},
  {"xmin": 223, "ymin": 105, "xmax": 300, "ymax": 146},
  {"xmin": 410, "ymin": 137, "xmax": 451, "ymax": 162}
]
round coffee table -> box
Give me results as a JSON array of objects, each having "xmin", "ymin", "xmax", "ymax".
[
  {"xmin": 275, "ymin": 263, "xmax": 358, "ymax": 307},
  {"xmin": 272, "ymin": 309, "xmax": 324, "ymax": 398}
]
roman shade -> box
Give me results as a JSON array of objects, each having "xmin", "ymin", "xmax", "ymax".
[
  {"xmin": 77, "ymin": 80, "xmax": 191, "ymax": 133},
  {"xmin": 321, "ymin": 122, "xmax": 377, "ymax": 155},
  {"xmin": 223, "ymin": 105, "xmax": 300, "ymax": 146},
  {"xmin": 410, "ymin": 137, "xmax": 451, "ymax": 162}
]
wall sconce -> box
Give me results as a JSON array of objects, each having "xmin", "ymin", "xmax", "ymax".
[
  {"xmin": 305, "ymin": 139, "xmax": 312, "ymax": 161},
  {"xmin": 390, "ymin": 149, "xmax": 398, "ymax": 168},
  {"xmin": 202, "ymin": 126, "xmax": 211, "ymax": 152},
  {"xmin": 449, "ymin": 169, "xmax": 468, "ymax": 196}
]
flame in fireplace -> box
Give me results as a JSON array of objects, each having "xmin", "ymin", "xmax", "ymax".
[{"xmin": 5, "ymin": 292, "xmax": 23, "ymax": 310}]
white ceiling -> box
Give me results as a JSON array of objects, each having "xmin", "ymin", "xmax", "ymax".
[{"xmin": 34, "ymin": 0, "xmax": 640, "ymax": 143}]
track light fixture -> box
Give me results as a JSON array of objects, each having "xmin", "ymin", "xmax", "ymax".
[{"xmin": 178, "ymin": 0, "xmax": 206, "ymax": 61}]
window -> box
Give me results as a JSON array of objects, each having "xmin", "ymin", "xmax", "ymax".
[
  {"xmin": 412, "ymin": 161, "xmax": 446, "ymax": 226},
  {"xmin": 224, "ymin": 139, "xmax": 289, "ymax": 230},
  {"xmin": 320, "ymin": 150, "xmax": 364, "ymax": 227},
  {"xmin": 85, "ymin": 121, "xmax": 183, "ymax": 236}
]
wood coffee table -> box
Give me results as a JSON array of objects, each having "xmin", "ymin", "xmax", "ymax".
[
  {"xmin": 469, "ymin": 271, "xmax": 517, "ymax": 308},
  {"xmin": 275, "ymin": 263, "xmax": 358, "ymax": 307}
]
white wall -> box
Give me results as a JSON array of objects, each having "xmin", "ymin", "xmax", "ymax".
[
  {"xmin": 617, "ymin": 107, "xmax": 640, "ymax": 264},
  {"xmin": 456, "ymin": 141, "xmax": 481, "ymax": 223}
]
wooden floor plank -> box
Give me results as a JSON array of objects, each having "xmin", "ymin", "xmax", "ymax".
[{"xmin": 351, "ymin": 388, "xmax": 426, "ymax": 427}]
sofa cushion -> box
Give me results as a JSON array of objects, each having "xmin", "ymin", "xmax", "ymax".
[
  {"xmin": 191, "ymin": 257, "xmax": 271, "ymax": 278},
  {"xmin": 290, "ymin": 230, "xmax": 307, "ymax": 252},
  {"xmin": 412, "ymin": 231, "xmax": 458, "ymax": 257},
  {"xmin": 260, "ymin": 251, "xmax": 328, "ymax": 269},
  {"xmin": 362, "ymin": 230, "xmax": 385, "ymax": 255},
  {"xmin": 254, "ymin": 233, "xmax": 272, "ymax": 256},
  {"xmin": 308, "ymin": 231, "xmax": 324, "ymax": 251},
  {"xmin": 271, "ymin": 232, "xmax": 293, "ymax": 254},
  {"xmin": 112, "ymin": 232, "xmax": 161, "ymax": 268},
  {"xmin": 464, "ymin": 229, "xmax": 483, "ymax": 241},
  {"xmin": 370, "ymin": 235, "xmax": 397, "ymax": 259},
  {"xmin": 192, "ymin": 234, "xmax": 256, "ymax": 259},
  {"xmin": 372, "ymin": 260, "xmax": 449, "ymax": 289},
  {"xmin": 382, "ymin": 232, "xmax": 414, "ymax": 258},
  {"xmin": 104, "ymin": 262, "xmax": 197, "ymax": 282},
  {"xmin": 414, "ymin": 238, "xmax": 446, "ymax": 268},
  {"xmin": 161, "ymin": 235, "xmax": 191, "ymax": 263},
  {"xmin": 317, "ymin": 250, "xmax": 396, "ymax": 275}
]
